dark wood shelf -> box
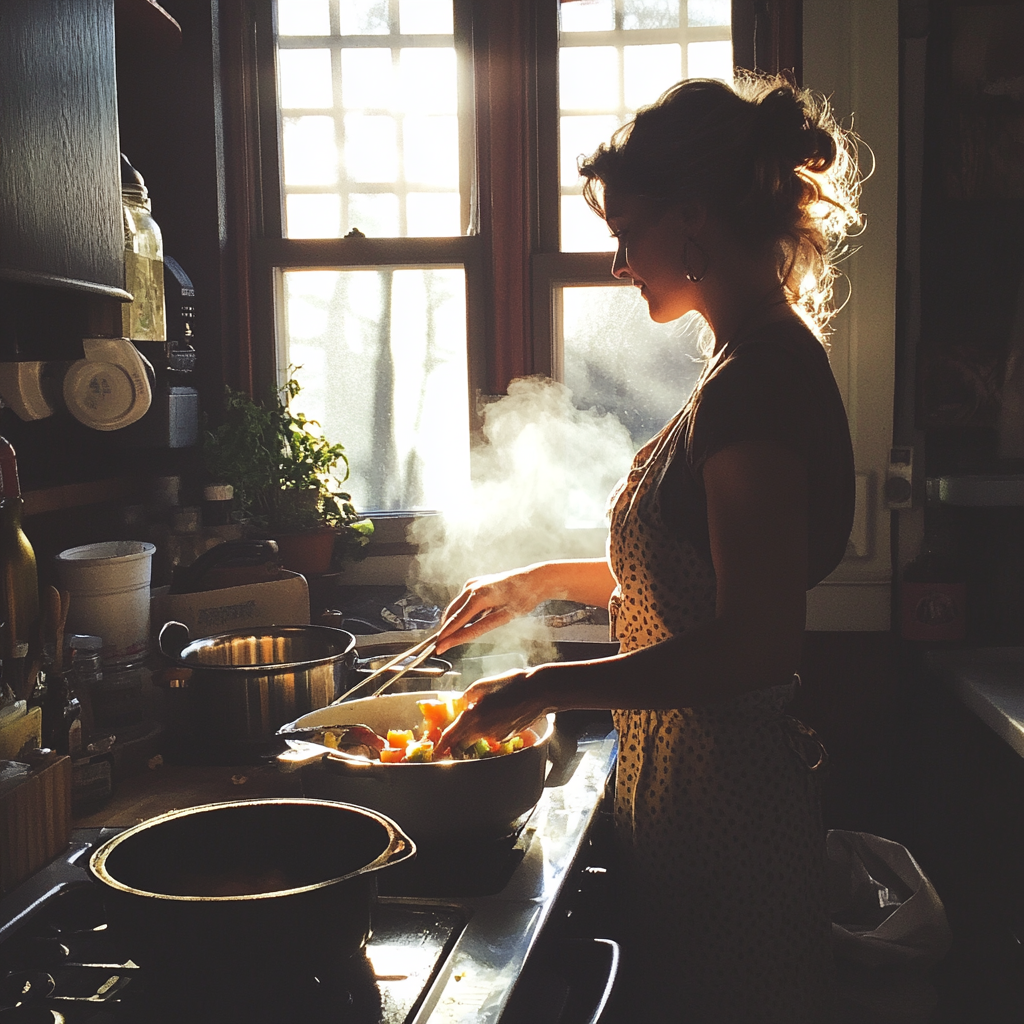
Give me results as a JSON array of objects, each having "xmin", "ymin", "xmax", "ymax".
[{"xmin": 23, "ymin": 477, "xmax": 144, "ymax": 518}]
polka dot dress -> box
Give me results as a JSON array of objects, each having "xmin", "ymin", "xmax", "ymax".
[{"xmin": 605, "ymin": 415, "xmax": 836, "ymax": 1023}]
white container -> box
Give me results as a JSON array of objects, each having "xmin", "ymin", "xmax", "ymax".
[{"xmin": 56, "ymin": 541, "xmax": 156, "ymax": 664}]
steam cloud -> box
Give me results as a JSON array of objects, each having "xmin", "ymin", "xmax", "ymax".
[{"xmin": 409, "ymin": 378, "xmax": 636, "ymax": 638}]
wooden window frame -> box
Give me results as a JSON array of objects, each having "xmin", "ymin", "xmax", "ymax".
[{"xmin": 218, "ymin": 0, "xmax": 802, "ymax": 403}]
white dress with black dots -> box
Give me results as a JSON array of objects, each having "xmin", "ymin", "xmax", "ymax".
[{"xmin": 606, "ymin": 415, "xmax": 836, "ymax": 1023}]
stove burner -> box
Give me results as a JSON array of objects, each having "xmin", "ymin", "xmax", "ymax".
[
  {"xmin": 0, "ymin": 886, "xmax": 464, "ymax": 1024},
  {"xmin": 119, "ymin": 951, "xmax": 383, "ymax": 1024}
]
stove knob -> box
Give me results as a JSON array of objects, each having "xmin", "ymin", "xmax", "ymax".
[{"xmin": 0, "ymin": 972, "xmax": 55, "ymax": 1007}]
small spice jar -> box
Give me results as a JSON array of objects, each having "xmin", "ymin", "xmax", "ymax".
[{"xmin": 202, "ymin": 484, "xmax": 234, "ymax": 527}]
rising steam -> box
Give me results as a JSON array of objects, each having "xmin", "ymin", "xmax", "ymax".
[{"xmin": 409, "ymin": 377, "xmax": 636, "ymax": 637}]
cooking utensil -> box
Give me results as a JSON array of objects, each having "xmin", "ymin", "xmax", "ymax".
[
  {"xmin": 88, "ymin": 798, "xmax": 414, "ymax": 986},
  {"xmin": 334, "ymin": 628, "xmax": 440, "ymax": 703},
  {"xmin": 277, "ymin": 690, "xmax": 555, "ymax": 848},
  {"xmin": 277, "ymin": 737, "xmax": 376, "ymax": 771},
  {"xmin": 157, "ymin": 621, "xmax": 358, "ymax": 759}
]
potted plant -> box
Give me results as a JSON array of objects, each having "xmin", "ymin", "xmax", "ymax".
[{"xmin": 202, "ymin": 376, "xmax": 373, "ymax": 576}]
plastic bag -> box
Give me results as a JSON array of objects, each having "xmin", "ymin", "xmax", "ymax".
[{"xmin": 827, "ymin": 830, "xmax": 953, "ymax": 970}]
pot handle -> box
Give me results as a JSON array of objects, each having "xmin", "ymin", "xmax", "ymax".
[
  {"xmin": 381, "ymin": 830, "xmax": 416, "ymax": 868},
  {"xmin": 158, "ymin": 620, "xmax": 191, "ymax": 660}
]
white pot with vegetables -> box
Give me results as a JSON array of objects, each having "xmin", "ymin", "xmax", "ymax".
[{"xmin": 275, "ymin": 690, "xmax": 554, "ymax": 849}]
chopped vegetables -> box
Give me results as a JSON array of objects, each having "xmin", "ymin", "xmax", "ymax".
[{"xmin": 312, "ymin": 693, "xmax": 529, "ymax": 764}]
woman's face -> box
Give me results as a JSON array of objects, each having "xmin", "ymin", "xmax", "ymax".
[{"xmin": 604, "ymin": 192, "xmax": 696, "ymax": 323}]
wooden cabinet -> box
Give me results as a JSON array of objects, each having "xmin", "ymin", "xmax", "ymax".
[{"xmin": 0, "ymin": 0, "xmax": 127, "ymax": 300}]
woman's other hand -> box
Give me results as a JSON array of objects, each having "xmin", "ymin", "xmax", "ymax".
[{"xmin": 435, "ymin": 669, "xmax": 546, "ymax": 758}]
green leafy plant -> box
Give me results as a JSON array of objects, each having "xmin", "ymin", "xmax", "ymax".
[{"xmin": 202, "ymin": 375, "xmax": 373, "ymax": 560}]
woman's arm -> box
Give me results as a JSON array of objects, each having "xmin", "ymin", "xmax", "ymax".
[
  {"xmin": 438, "ymin": 440, "xmax": 808, "ymax": 750},
  {"xmin": 434, "ymin": 558, "xmax": 616, "ymax": 654}
]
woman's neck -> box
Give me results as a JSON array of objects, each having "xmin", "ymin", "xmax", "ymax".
[{"xmin": 690, "ymin": 233, "xmax": 796, "ymax": 350}]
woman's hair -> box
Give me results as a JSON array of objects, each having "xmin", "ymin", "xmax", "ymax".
[{"xmin": 579, "ymin": 71, "xmax": 863, "ymax": 335}]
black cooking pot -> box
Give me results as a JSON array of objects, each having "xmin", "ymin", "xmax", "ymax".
[{"xmin": 88, "ymin": 798, "xmax": 414, "ymax": 986}]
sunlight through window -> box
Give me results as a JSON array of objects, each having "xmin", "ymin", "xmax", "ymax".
[
  {"xmin": 282, "ymin": 268, "xmax": 470, "ymax": 512},
  {"xmin": 558, "ymin": 0, "xmax": 733, "ymax": 252},
  {"xmin": 276, "ymin": 0, "xmax": 462, "ymax": 239}
]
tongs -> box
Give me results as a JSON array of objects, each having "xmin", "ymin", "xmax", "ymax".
[{"xmin": 332, "ymin": 629, "xmax": 441, "ymax": 704}]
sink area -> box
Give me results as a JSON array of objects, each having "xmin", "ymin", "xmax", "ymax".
[{"xmin": 926, "ymin": 647, "xmax": 1024, "ymax": 757}]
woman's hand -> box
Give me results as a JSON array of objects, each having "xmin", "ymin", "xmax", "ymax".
[
  {"xmin": 434, "ymin": 567, "xmax": 547, "ymax": 655},
  {"xmin": 435, "ymin": 669, "xmax": 547, "ymax": 758}
]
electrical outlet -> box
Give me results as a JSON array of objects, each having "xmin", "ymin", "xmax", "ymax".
[{"xmin": 885, "ymin": 446, "xmax": 914, "ymax": 509}]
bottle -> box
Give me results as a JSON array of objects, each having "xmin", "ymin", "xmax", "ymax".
[
  {"xmin": 121, "ymin": 154, "xmax": 166, "ymax": 341},
  {"xmin": 0, "ymin": 438, "xmax": 40, "ymax": 696},
  {"xmin": 42, "ymin": 667, "xmax": 82, "ymax": 758},
  {"xmin": 901, "ymin": 521, "xmax": 967, "ymax": 642}
]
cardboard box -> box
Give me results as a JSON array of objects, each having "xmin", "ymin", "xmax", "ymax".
[
  {"xmin": 0, "ymin": 755, "xmax": 71, "ymax": 894},
  {"xmin": 151, "ymin": 570, "xmax": 310, "ymax": 639}
]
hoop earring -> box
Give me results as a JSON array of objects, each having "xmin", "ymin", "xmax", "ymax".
[{"xmin": 682, "ymin": 238, "xmax": 708, "ymax": 283}]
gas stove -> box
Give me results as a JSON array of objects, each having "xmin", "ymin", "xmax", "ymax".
[{"xmin": 0, "ymin": 722, "xmax": 618, "ymax": 1024}]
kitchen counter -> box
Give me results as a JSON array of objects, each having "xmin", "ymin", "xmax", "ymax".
[{"xmin": 926, "ymin": 647, "xmax": 1024, "ymax": 757}]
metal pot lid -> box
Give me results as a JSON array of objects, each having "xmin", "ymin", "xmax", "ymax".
[{"xmin": 162, "ymin": 622, "xmax": 356, "ymax": 673}]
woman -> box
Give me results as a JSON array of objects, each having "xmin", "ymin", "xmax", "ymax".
[{"xmin": 435, "ymin": 72, "xmax": 862, "ymax": 1022}]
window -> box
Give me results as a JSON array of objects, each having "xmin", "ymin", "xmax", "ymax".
[
  {"xmin": 250, "ymin": 0, "xmax": 482, "ymax": 513},
  {"xmin": 540, "ymin": 0, "xmax": 731, "ymax": 448},
  {"xmin": 238, "ymin": 0, "xmax": 734, "ymax": 511}
]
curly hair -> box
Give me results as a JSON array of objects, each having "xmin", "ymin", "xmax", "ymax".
[{"xmin": 579, "ymin": 71, "xmax": 864, "ymax": 336}]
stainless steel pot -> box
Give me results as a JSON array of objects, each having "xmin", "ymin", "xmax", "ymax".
[
  {"xmin": 157, "ymin": 621, "xmax": 357, "ymax": 757},
  {"xmin": 88, "ymin": 798, "xmax": 414, "ymax": 985},
  {"xmin": 277, "ymin": 690, "xmax": 555, "ymax": 849}
]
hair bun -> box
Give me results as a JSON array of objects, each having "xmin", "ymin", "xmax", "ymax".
[{"xmin": 755, "ymin": 86, "xmax": 836, "ymax": 173}]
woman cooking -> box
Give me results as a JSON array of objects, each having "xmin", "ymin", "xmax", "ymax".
[{"xmin": 435, "ymin": 72, "xmax": 862, "ymax": 1022}]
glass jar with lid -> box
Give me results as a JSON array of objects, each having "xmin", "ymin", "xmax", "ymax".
[{"xmin": 121, "ymin": 154, "xmax": 166, "ymax": 341}]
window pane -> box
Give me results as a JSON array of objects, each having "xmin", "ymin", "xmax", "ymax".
[
  {"xmin": 559, "ymin": 3, "xmax": 731, "ymax": 250},
  {"xmin": 348, "ymin": 193, "xmax": 399, "ymax": 236},
  {"xmin": 282, "ymin": 116, "xmax": 337, "ymax": 185},
  {"xmin": 404, "ymin": 116, "xmax": 459, "ymax": 186},
  {"xmin": 560, "ymin": 114, "xmax": 621, "ymax": 187},
  {"xmin": 277, "ymin": 0, "xmax": 330, "ymax": 36},
  {"xmin": 687, "ymin": 0, "xmax": 730, "ymax": 28},
  {"xmin": 561, "ymin": 285, "xmax": 704, "ymax": 447},
  {"xmin": 278, "ymin": 48, "xmax": 333, "ymax": 108},
  {"xmin": 286, "ymin": 193, "xmax": 341, "ymax": 237},
  {"xmin": 623, "ymin": 44, "xmax": 682, "ymax": 109},
  {"xmin": 399, "ymin": 49, "xmax": 457, "ymax": 114},
  {"xmin": 344, "ymin": 114, "xmax": 398, "ymax": 182},
  {"xmin": 561, "ymin": 195, "xmax": 615, "ymax": 253},
  {"xmin": 276, "ymin": 1, "xmax": 462, "ymax": 238},
  {"xmin": 339, "ymin": 0, "xmax": 388, "ymax": 35},
  {"xmin": 398, "ymin": 0, "xmax": 453, "ymax": 35},
  {"xmin": 282, "ymin": 268, "xmax": 470, "ymax": 512},
  {"xmin": 406, "ymin": 193, "xmax": 461, "ymax": 236},
  {"xmin": 560, "ymin": 47, "xmax": 620, "ymax": 111},
  {"xmin": 340, "ymin": 49, "xmax": 393, "ymax": 109},
  {"xmin": 560, "ymin": 0, "xmax": 615, "ymax": 33},
  {"xmin": 687, "ymin": 40, "xmax": 734, "ymax": 81},
  {"xmin": 623, "ymin": 0, "xmax": 679, "ymax": 31}
]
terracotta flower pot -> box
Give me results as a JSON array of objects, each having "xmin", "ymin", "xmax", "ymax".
[{"xmin": 273, "ymin": 527, "xmax": 337, "ymax": 577}]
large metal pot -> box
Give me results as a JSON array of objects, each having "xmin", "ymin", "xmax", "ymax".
[
  {"xmin": 157, "ymin": 621, "xmax": 357, "ymax": 758},
  {"xmin": 277, "ymin": 690, "xmax": 555, "ymax": 849},
  {"xmin": 88, "ymin": 798, "xmax": 414, "ymax": 986}
]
